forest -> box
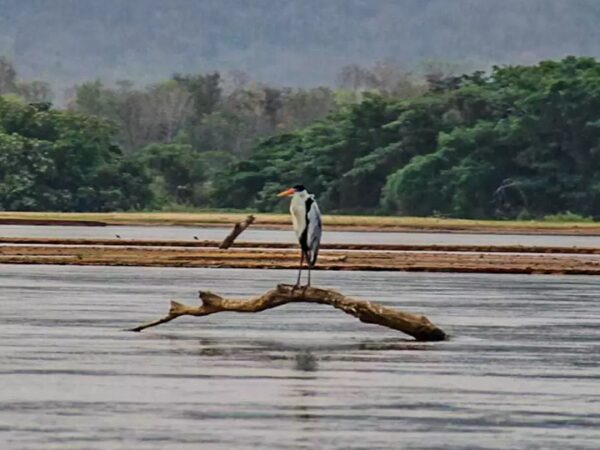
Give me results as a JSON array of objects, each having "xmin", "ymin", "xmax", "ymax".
[{"xmin": 1, "ymin": 56, "xmax": 600, "ymax": 219}]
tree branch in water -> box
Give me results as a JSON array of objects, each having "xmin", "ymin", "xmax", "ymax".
[
  {"xmin": 128, "ymin": 284, "xmax": 447, "ymax": 341},
  {"xmin": 219, "ymin": 214, "xmax": 255, "ymax": 249}
]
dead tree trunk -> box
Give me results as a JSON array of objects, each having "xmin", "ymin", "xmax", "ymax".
[
  {"xmin": 219, "ymin": 214, "xmax": 255, "ymax": 249},
  {"xmin": 128, "ymin": 284, "xmax": 447, "ymax": 341}
]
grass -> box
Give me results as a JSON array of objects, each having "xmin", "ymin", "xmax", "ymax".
[{"xmin": 1, "ymin": 210, "xmax": 600, "ymax": 231}]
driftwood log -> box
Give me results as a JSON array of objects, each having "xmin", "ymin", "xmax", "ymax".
[
  {"xmin": 129, "ymin": 284, "xmax": 447, "ymax": 341},
  {"xmin": 219, "ymin": 214, "xmax": 255, "ymax": 249}
]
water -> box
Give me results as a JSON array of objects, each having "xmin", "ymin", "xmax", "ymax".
[
  {"xmin": 2, "ymin": 224, "xmax": 600, "ymax": 247},
  {"xmin": 1, "ymin": 265, "xmax": 599, "ymax": 449}
]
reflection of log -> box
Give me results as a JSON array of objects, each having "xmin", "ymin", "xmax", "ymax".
[
  {"xmin": 219, "ymin": 214, "xmax": 255, "ymax": 249},
  {"xmin": 128, "ymin": 284, "xmax": 447, "ymax": 341}
]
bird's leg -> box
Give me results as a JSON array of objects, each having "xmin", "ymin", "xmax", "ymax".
[
  {"xmin": 294, "ymin": 251, "xmax": 304, "ymax": 289},
  {"xmin": 307, "ymin": 264, "xmax": 311, "ymax": 287}
]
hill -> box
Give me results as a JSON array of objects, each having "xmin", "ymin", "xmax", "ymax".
[{"xmin": 1, "ymin": 0, "xmax": 600, "ymax": 99}]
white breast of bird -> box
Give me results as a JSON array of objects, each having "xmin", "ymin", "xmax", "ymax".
[{"xmin": 290, "ymin": 193, "xmax": 307, "ymax": 239}]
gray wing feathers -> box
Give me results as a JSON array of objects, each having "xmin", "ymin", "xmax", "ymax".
[{"xmin": 306, "ymin": 199, "xmax": 322, "ymax": 266}]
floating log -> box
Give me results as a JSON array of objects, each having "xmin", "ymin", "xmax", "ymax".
[
  {"xmin": 219, "ymin": 214, "xmax": 255, "ymax": 249},
  {"xmin": 128, "ymin": 284, "xmax": 447, "ymax": 341}
]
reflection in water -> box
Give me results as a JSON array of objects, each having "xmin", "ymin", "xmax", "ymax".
[
  {"xmin": 294, "ymin": 351, "xmax": 318, "ymax": 372},
  {"xmin": 1, "ymin": 264, "xmax": 600, "ymax": 449},
  {"xmin": 357, "ymin": 339, "xmax": 433, "ymax": 352},
  {"xmin": 290, "ymin": 385, "xmax": 319, "ymax": 436},
  {"xmin": 290, "ymin": 353, "xmax": 320, "ymax": 445}
]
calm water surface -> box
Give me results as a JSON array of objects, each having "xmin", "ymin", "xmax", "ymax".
[
  {"xmin": 3, "ymin": 224, "xmax": 600, "ymax": 247},
  {"xmin": 1, "ymin": 265, "xmax": 599, "ymax": 449}
]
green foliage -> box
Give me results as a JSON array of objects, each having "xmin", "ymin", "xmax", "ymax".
[
  {"xmin": 135, "ymin": 143, "xmax": 208, "ymax": 206},
  {"xmin": 3, "ymin": 56, "xmax": 600, "ymax": 218},
  {"xmin": 173, "ymin": 73, "xmax": 221, "ymax": 119},
  {"xmin": 70, "ymin": 74, "xmax": 339, "ymax": 159},
  {"xmin": 0, "ymin": 96, "xmax": 152, "ymax": 211},
  {"xmin": 215, "ymin": 57, "xmax": 600, "ymax": 219},
  {"xmin": 542, "ymin": 212, "xmax": 594, "ymax": 223}
]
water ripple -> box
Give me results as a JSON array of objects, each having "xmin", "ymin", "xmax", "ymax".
[{"xmin": 1, "ymin": 265, "xmax": 600, "ymax": 449}]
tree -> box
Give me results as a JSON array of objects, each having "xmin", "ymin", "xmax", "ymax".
[
  {"xmin": 136, "ymin": 143, "xmax": 208, "ymax": 206},
  {"xmin": 213, "ymin": 57, "xmax": 600, "ymax": 219},
  {"xmin": 17, "ymin": 80, "xmax": 53, "ymax": 103},
  {"xmin": 173, "ymin": 72, "xmax": 222, "ymax": 120},
  {"xmin": 0, "ymin": 57, "xmax": 17, "ymax": 95},
  {"xmin": 336, "ymin": 61, "xmax": 427, "ymax": 100},
  {"xmin": 0, "ymin": 96, "xmax": 152, "ymax": 211},
  {"xmin": 148, "ymin": 81, "xmax": 193, "ymax": 142}
]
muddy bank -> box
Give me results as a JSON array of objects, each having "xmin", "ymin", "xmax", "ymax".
[
  {"xmin": 0, "ymin": 218, "xmax": 106, "ymax": 226},
  {"xmin": 3, "ymin": 236, "xmax": 600, "ymax": 254},
  {"xmin": 2, "ymin": 242, "xmax": 600, "ymax": 274}
]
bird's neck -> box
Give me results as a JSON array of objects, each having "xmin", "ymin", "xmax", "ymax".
[{"xmin": 294, "ymin": 191, "xmax": 309, "ymax": 201}]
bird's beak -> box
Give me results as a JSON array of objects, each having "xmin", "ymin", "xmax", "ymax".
[{"xmin": 277, "ymin": 188, "xmax": 295, "ymax": 197}]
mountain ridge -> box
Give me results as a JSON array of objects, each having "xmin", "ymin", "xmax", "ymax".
[{"xmin": 1, "ymin": 0, "xmax": 599, "ymax": 97}]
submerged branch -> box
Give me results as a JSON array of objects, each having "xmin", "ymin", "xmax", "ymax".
[
  {"xmin": 128, "ymin": 284, "xmax": 447, "ymax": 341},
  {"xmin": 219, "ymin": 214, "xmax": 255, "ymax": 249}
]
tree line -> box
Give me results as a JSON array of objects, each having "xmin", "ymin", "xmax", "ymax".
[
  {"xmin": 0, "ymin": 56, "xmax": 437, "ymax": 211},
  {"xmin": 1, "ymin": 56, "xmax": 600, "ymax": 218},
  {"xmin": 214, "ymin": 57, "xmax": 600, "ymax": 219}
]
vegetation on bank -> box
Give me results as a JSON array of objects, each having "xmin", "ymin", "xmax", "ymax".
[
  {"xmin": 1, "ymin": 57, "xmax": 600, "ymax": 220},
  {"xmin": 217, "ymin": 57, "xmax": 600, "ymax": 219},
  {"xmin": 1, "ymin": 211, "xmax": 599, "ymax": 232},
  {"xmin": 0, "ymin": 55, "xmax": 448, "ymax": 212},
  {"xmin": 0, "ymin": 97, "xmax": 152, "ymax": 211}
]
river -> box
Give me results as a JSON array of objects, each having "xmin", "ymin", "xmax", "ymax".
[
  {"xmin": 1, "ymin": 265, "xmax": 599, "ymax": 449},
  {"xmin": 3, "ymin": 224, "xmax": 600, "ymax": 247}
]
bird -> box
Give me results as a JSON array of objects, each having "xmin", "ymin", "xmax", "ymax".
[{"xmin": 277, "ymin": 184, "xmax": 322, "ymax": 288}]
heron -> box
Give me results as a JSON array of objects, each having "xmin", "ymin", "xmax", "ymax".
[{"xmin": 277, "ymin": 184, "xmax": 322, "ymax": 287}]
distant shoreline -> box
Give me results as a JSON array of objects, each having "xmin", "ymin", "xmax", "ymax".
[{"xmin": 2, "ymin": 212, "xmax": 600, "ymax": 235}]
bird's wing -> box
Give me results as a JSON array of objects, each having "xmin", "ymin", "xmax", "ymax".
[{"xmin": 306, "ymin": 196, "xmax": 322, "ymax": 266}]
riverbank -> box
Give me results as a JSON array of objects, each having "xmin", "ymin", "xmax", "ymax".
[
  {"xmin": 2, "ymin": 238, "xmax": 600, "ymax": 274},
  {"xmin": 2, "ymin": 211, "xmax": 600, "ymax": 234}
]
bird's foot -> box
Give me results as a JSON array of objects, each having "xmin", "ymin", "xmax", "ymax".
[{"xmin": 291, "ymin": 284, "xmax": 309, "ymax": 294}]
